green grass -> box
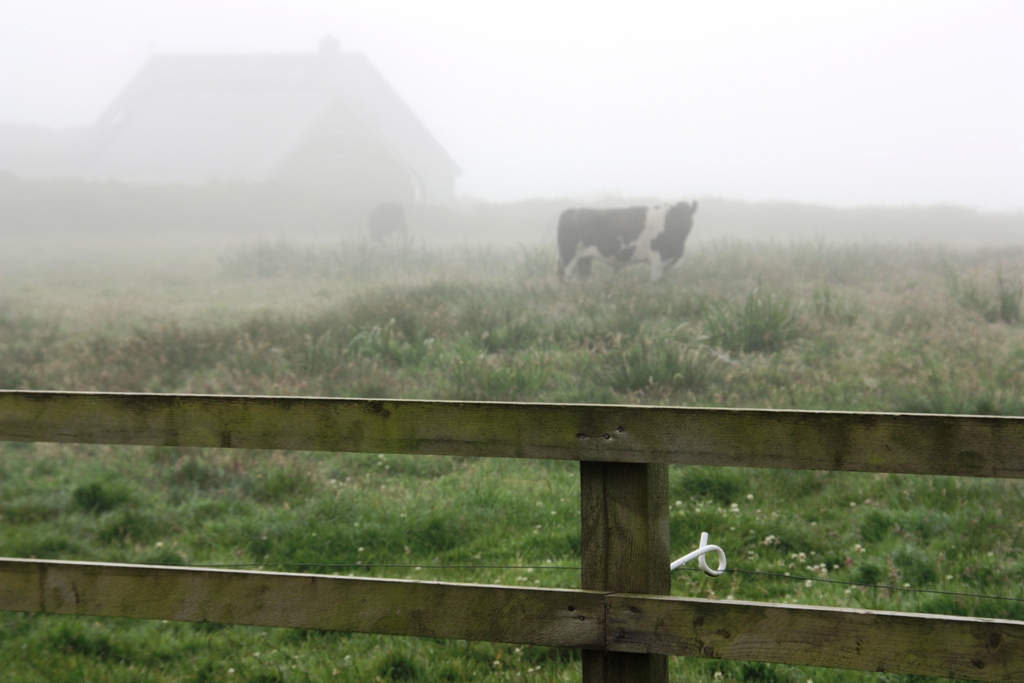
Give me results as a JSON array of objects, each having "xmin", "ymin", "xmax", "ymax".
[
  {"xmin": 2, "ymin": 238, "xmax": 1024, "ymax": 681},
  {"xmin": 701, "ymin": 281, "xmax": 799, "ymax": 354},
  {"xmin": 944, "ymin": 261, "xmax": 1024, "ymax": 324}
]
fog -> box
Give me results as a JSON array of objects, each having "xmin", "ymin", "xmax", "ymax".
[{"xmin": 1, "ymin": 0, "xmax": 1022, "ymax": 249}]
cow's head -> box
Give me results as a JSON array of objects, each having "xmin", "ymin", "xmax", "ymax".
[{"xmin": 666, "ymin": 201, "xmax": 698, "ymax": 228}]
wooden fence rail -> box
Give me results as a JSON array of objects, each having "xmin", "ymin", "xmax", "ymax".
[
  {"xmin": 2, "ymin": 390, "xmax": 1023, "ymax": 477},
  {"xmin": 2, "ymin": 558, "xmax": 1021, "ymax": 682},
  {"xmin": 2, "ymin": 390, "xmax": 1023, "ymax": 682}
]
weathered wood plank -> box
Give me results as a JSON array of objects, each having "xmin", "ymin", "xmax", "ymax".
[
  {"xmin": 3, "ymin": 559, "xmax": 1022, "ymax": 681},
  {"xmin": 581, "ymin": 462, "xmax": 671, "ymax": 683},
  {"xmin": 0, "ymin": 558, "xmax": 605, "ymax": 647},
  {"xmin": 607, "ymin": 593, "xmax": 1024, "ymax": 682},
  {"xmin": 2, "ymin": 391, "xmax": 1023, "ymax": 477}
]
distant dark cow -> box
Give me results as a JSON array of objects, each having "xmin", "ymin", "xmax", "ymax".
[
  {"xmin": 557, "ymin": 201, "xmax": 698, "ymax": 282},
  {"xmin": 368, "ymin": 203, "xmax": 408, "ymax": 242}
]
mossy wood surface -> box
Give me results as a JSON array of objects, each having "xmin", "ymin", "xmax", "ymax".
[
  {"xmin": 2, "ymin": 390, "xmax": 1023, "ymax": 478},
  {"xmin": 2, "ymin": 558, "xmax": 1021, "ymax": 681},
  {"xmin": 606, "ymin": 593, "xmax": 1024, "ymax": 682},
  {"xmin": 581, "ymin": 461, "xmax": 671, "ymax": 683},
  {"xmin": 0, "ymin": 558, "xmax": 605, "ymax": 648}
]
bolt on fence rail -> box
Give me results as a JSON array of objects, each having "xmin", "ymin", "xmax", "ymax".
[{"xmin": 1, "ymin": 390, "xmax": 1023, "ymax": 683}]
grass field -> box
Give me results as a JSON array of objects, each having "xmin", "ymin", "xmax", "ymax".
[{"xmin": 2, "ymin": 238, "xmax": 1024, "ymax": 682}]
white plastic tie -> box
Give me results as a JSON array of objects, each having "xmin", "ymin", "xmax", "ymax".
[{"xmin": 670, "ymin": 532, "xmax": 727, "ymax": 577}]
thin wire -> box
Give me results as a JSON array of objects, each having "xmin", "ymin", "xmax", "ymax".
[
  {"xmin": 675, "ymin": 565, "xmax": 1024, "ymax": 605},
  {"xmin": 193, "ymin": 562, "xmax": 580, "ymax": 571},
  {"xmin": 172, "ymin": 560, "xmax": 1024, "ymax": 605}
]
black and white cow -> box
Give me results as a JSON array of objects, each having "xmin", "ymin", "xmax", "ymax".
[{"xmin": 557, "ymin": 201, "xmax": 698, "ymax": 282}]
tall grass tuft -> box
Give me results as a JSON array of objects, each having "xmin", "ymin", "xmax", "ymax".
[
  {"xmin": 702, "ymin": 282, "xmax": 799, "ymax": 353},
  {"xmin": 346, "ymin": 319, "xmax": 429, "ymax": 367},
  {"xmin": 602, "ymin": 339, "xmax": 721, "ymax": 396},
  {"xmin": 945, "ymin": 263, "xmax": 1023, "ymax": 324},
  {"xmin": 896, "ymin": 380, "xmax": 1024, "ymax": 417},
  {"xmin": 0, "ymin": 307, "xmax": 60, "ymax": 389},
  {"xmin": 811, "ymin": 283, "xmax": 858, "ymax": 324},
  {"xmin": 997, "ymin": 269, "xmax": 1023, "ymax": 324},
  {"xmin": 441, "ymin": 342, "xmax": 549, "ymax": 401}
]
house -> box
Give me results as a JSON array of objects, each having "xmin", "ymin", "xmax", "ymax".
[{"xmin": 0, "ymin": 36, "xmax": 460, "ymax": 206}]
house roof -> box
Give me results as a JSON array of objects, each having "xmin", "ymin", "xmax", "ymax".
[{"xmin": 86, "ymin": 44, "xmax": 461, "ymax": 185}]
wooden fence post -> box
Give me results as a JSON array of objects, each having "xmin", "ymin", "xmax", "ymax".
[{"xmin": 581, "ymin": 461, "xmax": 671, "ymax": 683}]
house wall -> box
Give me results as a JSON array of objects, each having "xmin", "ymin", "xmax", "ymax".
[{"xmin": 272, "ymin": 101, "xmax": 416, "ymax": 206}]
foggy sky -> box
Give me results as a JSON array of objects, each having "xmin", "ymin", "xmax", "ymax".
[{"xmin": 1, "ymin": 0, "xmax": 1022, "ymax": 210}]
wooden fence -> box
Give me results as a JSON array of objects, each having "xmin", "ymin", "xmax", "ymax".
[{"xmin": 1, "ymin": 390, "xmax": 1022, "ymax": 682}]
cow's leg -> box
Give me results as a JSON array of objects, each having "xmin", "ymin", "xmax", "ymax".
[
  {"xmin": 649, "ymin": 254, "xmax": 666, "ymax": 283},
  {"xmin": 563, "ymin": 245, "xmax": 600, "ymax": 280},
  {"xmin": 563, "ymin": 255, "xmax": 592, "ymax": 279},
  {"xmin": 562, "ymin": 254, "xmax": 579, "ymax": 279}
]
